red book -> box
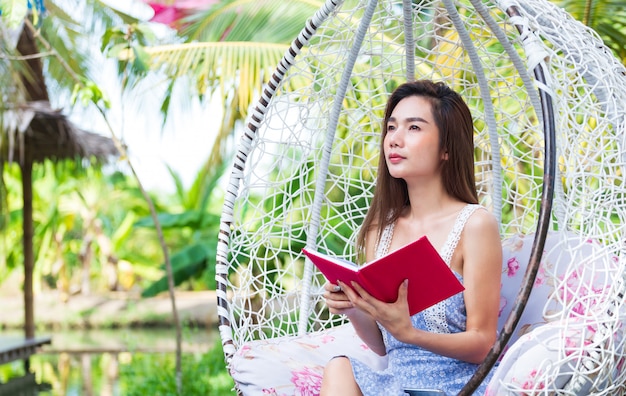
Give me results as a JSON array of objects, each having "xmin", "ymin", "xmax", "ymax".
[{"xmin": 302, "ymin": 236, "xmax": 464, "ymax": 316}]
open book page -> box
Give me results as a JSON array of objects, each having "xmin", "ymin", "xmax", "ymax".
[
  {"xmin": 306, "ymin": 251, "xmax": 359, "ymax": 270},
  {"xmin": 301, "ymin": 248, "xmax": 362, "ymax": 291}
]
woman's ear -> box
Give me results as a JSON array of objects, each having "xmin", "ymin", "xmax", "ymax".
[{"xmin": 441, "ymin": 151, "xmax": 449, "ymax": 160}]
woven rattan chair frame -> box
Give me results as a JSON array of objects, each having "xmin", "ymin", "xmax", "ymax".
[{"xmin": 215, "ymin": 0, "xmax": 626, "ymax": 394}]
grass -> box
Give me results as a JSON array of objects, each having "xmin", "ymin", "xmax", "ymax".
[{"xmin": 117, "ymin": 337, "xmax": 236, "ymax": 396}]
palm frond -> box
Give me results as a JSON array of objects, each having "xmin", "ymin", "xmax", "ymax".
[
  {"xmin": 40, "ymin": 0, "xmax": 141, "ymax": 99},
  {"xmin": 180, "ymin": 0, "xmax": 323, "ymax": 43},
  {"xmin": 141, "ymin": 41, "xmax": 288, "ymax": 112}
]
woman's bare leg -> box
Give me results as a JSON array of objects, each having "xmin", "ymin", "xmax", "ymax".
[{"xmin": 320, "ymin": 357, "xmax": 363, "ymax": 396}]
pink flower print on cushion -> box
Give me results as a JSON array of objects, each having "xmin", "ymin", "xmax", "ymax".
[
  {"xmin": 564, "ymin": 268, "xmax": 583, "ymax": 290},
  {"xmin": 511, "ymin": 237, "xmax": 525, "ymax": 252},
  {"xmin": 563, "ymin": 334, "xmax": 590, "ymax": 357},
  {"xmin": 556, "ymin": 270, "xmax": 579, "ymax": 305},
  {"xmin": 321, "ymin": 334, "xmax": 335, "ymax": 344},
  {"xmin": 291, "ymin": 366, "xmax": 323, "ymax": 396},
  {"xmin": 238, "ymin": 344, "xmax": 253, "ymax": 358},
  {"xmin": 514, "ymin": 369, "xmax": 546, "ymax": 393},
  {"xmin": 295, "ymin": 340, "xmax": 322, "ymax": 351},
  {"xmin": 262, "ymin": 388, "xmax": 279, "ymax": 395},
  {"xmin": 296, "ymin": 331, "xmax": 335, "ymax": 350},
  {"xmin": 563, "ymin": 322, "xmax": 595, "ymax": 357},
  {"xmin": 556, "ymin": 268, "xmax": 603, "ymax": 316},
  {"xmin": 507, "ymin": 256, "xmax": 520, "ymax": 277},
  {"xmin": 576, "ymin": 285, "xmax": 611, "ymax": 314}
]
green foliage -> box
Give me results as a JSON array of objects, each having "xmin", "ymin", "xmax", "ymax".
[
  {"xmin": 136, "ymin": 157, "xmax": 227, "ymax": 296},
  {"xmin": 0, "ymin": 0, "xmax": 28, "ymax": 29},
  {"xmin": 102, "ymin": 23, "xmax": 157, "ymax": 83},
  {"xmin": 180, "ymin": 0, "xmax": 320, "ymax": 43},
  {"xmin": 70, "ymin": 78, "xmax": 111, "ymax": 108},
  {"xmin": 0, "ymin": 334, "xmax": 235, "ymax": 396},
  {"xmin": 118, "ymin": 341, "xmax": 235, "ymax": 396},
  {"xmin": 0, "ymin": 160, "xmax": 168, "ymax": 293},
  {"xmin": 134, "ymin": 210, "xmax": 220, "ymax": 230},
  {"xmin": 141, "ymin": 242, "xmax": 217, "ymax": 297}
]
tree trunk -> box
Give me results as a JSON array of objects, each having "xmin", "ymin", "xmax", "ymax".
[
  {"xmin": 17, "ymin": 18, "xmax": 48, "ymax": 341},
  {"xmin": 21, "ymin": 159, "xmax": 34, "ymax": 339}
]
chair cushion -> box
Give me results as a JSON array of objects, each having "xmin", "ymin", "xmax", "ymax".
[
  {"xmin": 497, "ymin": 231, "xmax": 618, "ymax": 351},
  {"xmin": 486, "ymin": 317, "xmax": 625, "ymax": 395},
  {"xmin": 229, "ymin": 322, "xmax": 387, "ymax": 395},
  {"xmin": 489, "ymin": 231, "xmax": 623, "ymax": 394}
]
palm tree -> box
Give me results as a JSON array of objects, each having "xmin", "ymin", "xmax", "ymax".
[{"xmin": 113, "ymin": 0, "xmax": 324, "ymax": 171}]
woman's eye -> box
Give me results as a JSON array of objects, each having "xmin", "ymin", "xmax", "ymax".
[{"xmin": 409, "ymin": 125, "xmax": 419, "ymax": 130}]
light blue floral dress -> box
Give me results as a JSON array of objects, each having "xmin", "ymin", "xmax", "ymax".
[{"xmin": 349, "ymin": 204, "xmax": 494, "ymax": 396}]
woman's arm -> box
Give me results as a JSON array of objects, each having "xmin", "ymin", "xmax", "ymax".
[
  {"xmin": 344, "ymin": 209, "xmax": 502, "ymax": 364},
  {"xmin": 322, "ymin": 226, "xmax": 387, "ymax": 355},
  {"xmin": 323, "ymin": 283, "xmax": 386, "ymax": 355}
]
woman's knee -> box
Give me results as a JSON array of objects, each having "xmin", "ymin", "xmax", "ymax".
[
  {"xmin": 325, "ymin": 356, "xmax": 350, "ymax": 372},
  {"xmin": 321, "ymin": 357, "xmax": 361, "ymax": 395}
]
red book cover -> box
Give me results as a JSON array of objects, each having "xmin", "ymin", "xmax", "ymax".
[{"xmin": 302, "ymin": 236, "xmax": 465, "ymax": 316}]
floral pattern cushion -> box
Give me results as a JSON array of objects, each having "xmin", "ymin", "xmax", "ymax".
[
  {"xmin": 486, "ymin": 317, "xmax": 625, "ymax": 395},
  {"xmin": 497, "ymin": 231, "xmax": 618, "ymax": 347},
  {"xmin": 229, "ymin": 322, "xmax": 387, "ymax": 396},
  {"xmin": 487, "ymin": 231, "xmax": 622, "ymax": 393}
]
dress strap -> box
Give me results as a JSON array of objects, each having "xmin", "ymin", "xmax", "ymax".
[{"xmin": 439, "ymin": 204, "xmax": 483, "ymax": 266}]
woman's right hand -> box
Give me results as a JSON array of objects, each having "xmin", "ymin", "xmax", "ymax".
[
  {"xmin": 324, "ymin": 281, "xmax": 387, "ymax": 355},
  {"xmin": 323, "ymin": 282, "xmax": 356, "ymax": 315}
]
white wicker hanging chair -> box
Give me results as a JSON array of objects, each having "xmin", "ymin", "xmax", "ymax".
[{"xmin": 215, "ymin": 0, "xmax": 626, "ymax": 394}]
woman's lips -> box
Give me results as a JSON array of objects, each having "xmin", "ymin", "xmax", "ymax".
[{"xmin": 388, "ymin": 153, "xmax": 404, "ymax": 164}]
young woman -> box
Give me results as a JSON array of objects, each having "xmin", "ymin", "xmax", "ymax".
[{"xmin": 320, "ymin": 80, "xmax": 502, "ymax": 395}]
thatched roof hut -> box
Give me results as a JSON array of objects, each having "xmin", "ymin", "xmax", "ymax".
[
  {"xmin": 1, "ymin": 100, "xmax": 119, "ymax": 344},
  {"xmin": 1, "ymin": 21, "xmax": 119, "ymax": 345},
  {"xmin": 2, "ymin": 101, "xmax": 118, "ymax": 164}
]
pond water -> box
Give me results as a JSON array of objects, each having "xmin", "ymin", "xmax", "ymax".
[{"xmin": 0, "ymin": 327, "xmax": 233, "ymax": 395}]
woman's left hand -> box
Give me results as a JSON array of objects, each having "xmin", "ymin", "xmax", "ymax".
[{"xmin": 337, "ymin": 279, "xmax": 414, "ymax": 342}]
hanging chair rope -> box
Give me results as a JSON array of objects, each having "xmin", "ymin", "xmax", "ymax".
[
  {"xmin": 441, "ymin": 0, "xmax": 503, "ymax": 226},
  {"xmin": 402, "ymin": 0, "xmax": 415, "ymax": 81},
  {"xmin": 299, "ymin": 0, "xmax": 380, "ymax": 336}
]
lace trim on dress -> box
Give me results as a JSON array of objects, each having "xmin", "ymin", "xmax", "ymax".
[
  {"xmin": 422, "ymin": 204, "xmax": 482, "ymax": 333},
  {"xmin": 440, "ymin": 204, "xmax": 482, "ymax": 266},
  {"xmin": 375, "ymin": 222, "xmax": 395, "ymax": 258}
]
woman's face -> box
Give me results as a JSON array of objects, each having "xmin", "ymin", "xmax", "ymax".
[{"xmin": 383, "ymin": 95, "xmax": 445, "ymax": 181}]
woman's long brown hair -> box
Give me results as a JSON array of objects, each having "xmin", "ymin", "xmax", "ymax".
[{"xmin": 356, "ymin": 80, "xmax": 478, "ymax": 261}]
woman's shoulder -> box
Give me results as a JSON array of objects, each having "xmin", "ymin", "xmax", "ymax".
[
  {"xmin": 460, "ymin": 205, "xmax": 502, "ymax": 273},
  {"xmin": 463, "ymin": 204, "xmax": 499, "ymax": 235}
]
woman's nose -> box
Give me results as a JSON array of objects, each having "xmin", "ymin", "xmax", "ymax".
[{"xmin": 388, "ymin": 129, "xmax": 403, "ymax": 147}]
